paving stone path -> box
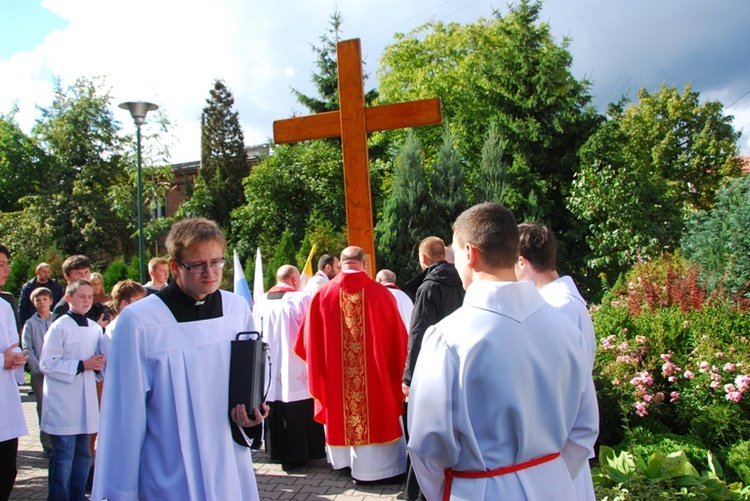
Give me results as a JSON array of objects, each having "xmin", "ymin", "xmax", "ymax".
[{"xmin": 10, "ymin": 384, "xmax": 406, "ymax": 500}]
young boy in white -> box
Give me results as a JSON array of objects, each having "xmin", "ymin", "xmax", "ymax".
[{"xmin": 41, "ymin": 279, "xmax": 105, "ymax": 500}]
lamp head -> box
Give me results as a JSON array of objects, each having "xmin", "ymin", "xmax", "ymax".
[{"xmin": 119, "ymin": 101, "xmax": 159, "ymax": 126}]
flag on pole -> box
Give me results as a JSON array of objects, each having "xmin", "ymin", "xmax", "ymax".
[
  {"xmin": 300, "ymin": 243, "xmax": 318, "ymax": 289},
  {"xmin": 233, "ymin": 250, "xmax": 253, "ymax": 309},
  {"xmin": 253, "ymin": 247, "xmax": 264, "ymax": 305}
]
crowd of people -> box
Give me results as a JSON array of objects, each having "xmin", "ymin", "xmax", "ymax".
[{"xmin": 1, "ymin": 202, "xmax": 599, "ymax": 501}]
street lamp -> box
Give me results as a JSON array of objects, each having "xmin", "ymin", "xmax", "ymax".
[{"xmin": 119, "ymin": 101, "xmax": 159, "ymax": 284}]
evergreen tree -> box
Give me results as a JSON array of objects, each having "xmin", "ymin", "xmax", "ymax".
[
  {"xmin": 267, "ymin": 229, "xmax": 297, "ymax": 287},
  {"xmin": 292, "ymin": 9, "xmax": 377, "ymax": 114},
  {"xmin": 428, "ymin": 127, "xmax": 467, "ymax": 241},
  {"xmin": 375, "ymin": 131, "xmax": 431, "ymax": 281},
  {"xmin": 475, "ymin": 123, "xmax": 507, "ymax": 205},
  {"xmin": 195, "ymin": 79, "xmax": 248, "ymax": 229}
]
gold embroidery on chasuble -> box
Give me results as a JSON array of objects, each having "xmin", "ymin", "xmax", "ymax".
[{"xmin": 340, "ymin": 288, "xmax": 368, "ymax": 446}]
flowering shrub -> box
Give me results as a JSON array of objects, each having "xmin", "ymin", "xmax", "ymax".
[{"xmin": 593, "ymin": 255, "xmax": 750, "ymax": 477}]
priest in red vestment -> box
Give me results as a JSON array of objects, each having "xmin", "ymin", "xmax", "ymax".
[{"xmin": 294, "ymin": 246, "xmax": 408, "ymax": 484}]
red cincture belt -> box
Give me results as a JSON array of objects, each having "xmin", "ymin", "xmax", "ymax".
[{"xmin": 442, "ymin": 451, "xmax": 561, "ymax": 501}]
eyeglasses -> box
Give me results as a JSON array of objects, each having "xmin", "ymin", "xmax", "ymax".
[{"xmin": 177, "ymin": 258, "xmax": 226, "ymax": 274}]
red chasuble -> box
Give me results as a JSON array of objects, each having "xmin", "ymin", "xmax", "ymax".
[{"xmin": 294, "ymin": 271, "xmax": 407, "ymax": 446}]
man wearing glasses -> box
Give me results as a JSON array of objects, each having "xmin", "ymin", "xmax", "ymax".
[{"xmin": 92, "ymin": 218, "xmax": 269, "ymax": 500}]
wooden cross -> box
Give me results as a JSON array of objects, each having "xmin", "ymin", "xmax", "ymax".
[{"xmin": 273, "ymin": 38, "xmax": 442, "ymax": 275}]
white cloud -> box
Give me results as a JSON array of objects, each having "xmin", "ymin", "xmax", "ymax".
[{"xmin": 2, "ymin": 0, "xmax": 749, "ymax": 163}]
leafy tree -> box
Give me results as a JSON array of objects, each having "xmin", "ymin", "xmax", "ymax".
[
  {"xmin": 475, "ymin": 122, "xmax": 508, "ymax": 205},
  {"xmin": 30, "ymin": 76, "xmax": 130, "ymax": 262},
  {"xmin": 231, "ymin": 140, "xmax": 345, "ymax": 261},
  {"xmin": 108, "ymin": 108, "xmax": 174, "ymax": 252},
  {"xmin": 0, "ymin": 107, "xmax": 51, "ymax": 212},
  {"xmin": 375, "ymin": 131, "xmax": 431, "ymax": 281},
  {"xmin": 428, "ymin": 126, "xmax": 468, "ymax": 240},
  {"xmin": 682, "ymin": 175, "xmax": 750, "ymax": 297},
  {"xmin": 376, "ymin": 0, "xmax": 599, "ymax": 241},
  {"xmin": 188, "ymin": 80, "xmax": 248, "ymax": 229},
  {"xmin": 569, "ymin": 85, "xmax": 741, "ymax": 281},
  {"xmin": 295, "ymin": 210, "xmax": 348, "ymax": 270}
]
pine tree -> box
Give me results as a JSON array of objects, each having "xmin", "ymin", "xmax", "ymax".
[
  {"xmin": 428, "ymin": 127, "xmax": 467, "ymax": 241},
  {"xmin": 475, "ymin": 123, "xmax": 508, "ymax": 205},
  {"xmin": 375, "ymin": 131, "xmax": 431, "ymax": 281},
  {"xmin": 267, "ymin": 229, "xmax": 297, "ymax": 287},
  {"xmin": 197, "ymin": 79, "xmax": 248, "ymax": 228}
]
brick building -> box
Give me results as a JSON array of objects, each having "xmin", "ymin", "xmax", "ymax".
[{"xmin": 164, "ymin": 144, "xmax": 270, "ymax": 217}]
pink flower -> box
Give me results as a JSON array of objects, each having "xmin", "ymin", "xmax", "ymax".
[
  {"xmin": 643, "ymin": 394, "xmax": 653, "ymax": 402},
  {"xmin": 736, "ymin": 375, "xmax": 750, "ymax": 393},
  {"xmin": 726, "ymin": 392, "xmax": 742, "ymax": 403},
  {"xmin": 668, "ymin": 376, "xmax": 677, "ymax": 382},
  {"xmin": 601, "ymin": 335, "xmax": 616, "ymax": 351},
  {"xmin": 661, "ymin": 353, "xmax": 672, "ymax": 362},
  {"xmin": 710, "ymin": 380, "xmax": 721, "ymax": 389},
  {"xmin": 670, "ymin": 391, "xmax": 680, "ymax": 403},
  {"xmin": 723, "ymin": 363, "xmax": 736, "ymax": 372},
  {"xmin": 698, "ymin": 361, "xmax": 710, "ymax": 373},
  {"xmin": 634, "ymin": 401, "xmax": 648, "ymax": 417},
  {"xmin": 684, "ymin": 370, "xmax": 695, "ymax": 380},
  {"xmin": 711, "ymin": 372, "xmax": 722, "ymax": 382},
  {"xmin": 715, "ymin": 352, "xmax": 725, "ymax": 359},
  {"xmin": 725, "ymin": 384, "xmax": 737, "ymax": 393},
  {"xmin": 635, "ymin": 335, "xmax": 646, "ymax": 344}
]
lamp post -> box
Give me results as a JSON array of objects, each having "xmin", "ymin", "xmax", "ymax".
[{"xmin": 119, "ymin": 101, "xmax": 159, "ymax": 284}]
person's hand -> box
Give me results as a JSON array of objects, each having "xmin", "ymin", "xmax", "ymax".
[
  {"xmin": 83, "ymin": 354, "xmax": 105, "ymax": 371},
  {"xmin": 96, "ymin": 313, "xmax": 110, "ymax": 329},
  {"xmin": 231, "ymin": 403, "xmax": 270, "ymax": 428},
  {"xmin": 3, "ymin": 344, "xmax": 28, "ymax": 370},
  {"xmin": 402, "ymin": 382, "xmax": 410, "ymax": 397}
]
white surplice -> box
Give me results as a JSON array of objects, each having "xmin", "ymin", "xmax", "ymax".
[
  {"xmin": 92, "ymin": 290, "xmax": 259, "ymax": 501},
  {"xmin": 253, "ymin": 285, "xmax": 311, "ymax": 403},
  {"xmin": 539, "ymin": 276, "xmax": 599, "ymax": 501},
  {"xmin": 407, "ymin": 280, "xmax": 598, "ymax": 501},
  {"xmin": 384, "ymin": 285, "xmax": 414, "ymax": 332},
  {"xmin": 0, "ymin": 298, "xmax": 27, "ymax": 443},
  {"xmin": 40, "ymin": 314, "xmax": 103, "ymax": 435},
  {"xmin": 302, "ymin": 271, "xmax": 329, "ymax": 297}
]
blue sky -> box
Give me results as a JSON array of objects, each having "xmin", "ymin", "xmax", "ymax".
[{"xmin": 1, "ymin": 0, "xmax": 749, "ymax": 163}]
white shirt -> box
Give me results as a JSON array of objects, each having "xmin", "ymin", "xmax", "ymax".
[
  {"xmin": 253, "ymin": 285, "xmax": 312, "ymax": 402},
  {"xmin": 540, "ymin": 276, "xmax": 599, "ymax": 501},
  {"xmin": 0, "ymin": 298, "xmax": 27, "ymax": 442},
  {"xmin": 408, "ymin": 280, "xmax": 598, "ymax": 501},
  {"xmin": 303, "ymin": 271, "xmax": 329, "ymax": 296},
  {"xmin": 92, "ymin": 290, "xmax": 260, "ymax": 501}
]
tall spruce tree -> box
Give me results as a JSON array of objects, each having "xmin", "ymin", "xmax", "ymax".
[
  {"xmin": 428, "ymin": 127, "xmax": 467, "ymax": 241},
  {"xmin": 375, "ymin": 131, "xmax": 431, "ymax": 282},
  {"xmin": 196, "ymin": 79, "xmax": 248, "ymax": 229},
  {"xmin": 475, "ymin": 123, "xmax": 508, "ymax": 205}
]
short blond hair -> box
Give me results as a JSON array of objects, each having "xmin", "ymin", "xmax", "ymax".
[{"xmin": 148, "ymin": 257, "xmax": 168, "ymax": 272}]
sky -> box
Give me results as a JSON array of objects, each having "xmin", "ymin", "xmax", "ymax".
[{"xmin": 1, "ymin": 0, "xmax": 749, "ymax": 164}]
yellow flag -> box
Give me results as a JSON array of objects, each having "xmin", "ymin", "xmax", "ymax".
[{"xmin": 300, "ymin": 244, "xmax": 318, "ymax": 288}]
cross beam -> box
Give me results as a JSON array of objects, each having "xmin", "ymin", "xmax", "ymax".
[{"xmin": 273, "ymin": 38, "xmax": 442, "ymax": 275}]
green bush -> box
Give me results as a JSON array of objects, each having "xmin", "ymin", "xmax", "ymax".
[
  {"xmin": 5, "ymin": 253, "xmax": 32, "ymax": 296},
  {"xmin": 619, "ymin": 428, "xmax": 711, "ymax": 472},
  {"xmin": 103, "ymin": 258, "xmax": 129, "ymax": 292},
  {"xmin": 727, "ymin": 440, "xmax": 750, "ymax": 485},
  {"xmin": 688, "ymin": 405, "xmax": 750, "ymax": 454}
]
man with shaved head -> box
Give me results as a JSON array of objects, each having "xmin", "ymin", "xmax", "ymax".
[
  {"xmin": 253, "ymin": 264, "xmax": 325, "ymax": 471},
  {"xmin": 295, "ymin": 246, "xmax": 408, "ymax": 485}
]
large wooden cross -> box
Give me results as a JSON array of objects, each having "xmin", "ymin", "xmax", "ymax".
[{"xmin": 273, "ymin": 38, "xmax": 442, "ymax": 275}]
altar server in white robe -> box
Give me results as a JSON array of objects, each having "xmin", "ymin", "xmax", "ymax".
[
  {"xmin": 517, "ymin": 222, "xmax": 599, "ymax": 501},
  {"xmin": 0, "ymin": 243, "xmax": 28, "ymax": 500},
  {"xmin": 92, "ymin": 218, "xmax": 269, "ymax": 501},
  {"xmin": 407, "ymin": 203, "xmax": 599, "ymax": 501},
  {"xmin": 253, "ymin": 264, "xmax": 325, "ymax": 470},
  {"xmin": 376, "ymin": 269, "xmax": 414, "ymax": 332}
]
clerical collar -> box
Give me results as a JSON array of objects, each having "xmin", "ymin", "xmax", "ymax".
[
  {"xmin": 157, "ymin": 280, "xmax": 223, "ymax": 323},
  {"xmin": 65, "ymin": 310, "xmax": 89, "ymax": 327}
]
